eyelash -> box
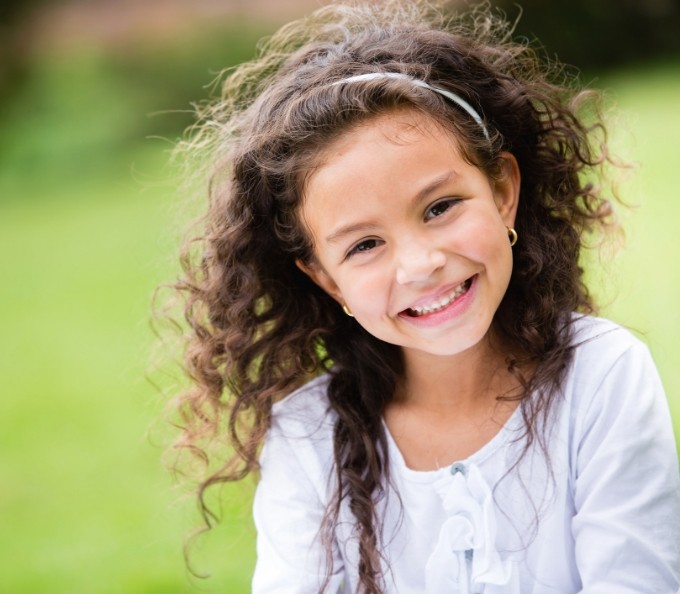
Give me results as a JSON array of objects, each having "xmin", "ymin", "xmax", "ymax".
[
  {"xmin": 424, "ymin": 198, "xmax": 460, "ymax": 221},
  {"xmin": 346, "ymin": 238, "xmax": 382, "ymax": 258},
  {"xmin": 345, "ymin": 198, "xmax": 460, "ymax": 259}
]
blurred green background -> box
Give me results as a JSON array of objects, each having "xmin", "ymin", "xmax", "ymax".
[{"xmin": 1, "ymin": 0, "xmax": 678, "ymax": 592}]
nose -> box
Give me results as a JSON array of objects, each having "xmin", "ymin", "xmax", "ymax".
[{"xmin": 395, "ymin": 240, "xmax": 446, "ymax": 285}]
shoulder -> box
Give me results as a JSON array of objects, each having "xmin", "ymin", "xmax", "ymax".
[
  {"xmin": 568, "ymin": 314, "xmax": 654, "ymax": 382},
  {"xmin": 270, "ymin": 373, "xmax": 335, "ymax": 439},
  {"xmin": 560, "ymin": 314, "xmax": 666, "ymax": 446},
  {"xmin": 258, "ymin": 374, "xmax": 336, "ymax": 501},
  {"xmin": 570, "ymin": 313, "xmax": 644, "ymax": 354},
  {"xmin": 562, "ymin": 315, "xmax": 670, "ymax": 449},
  {"xmin": 264, "ymin": 374, "xmax": 336, "ymax": 479}
]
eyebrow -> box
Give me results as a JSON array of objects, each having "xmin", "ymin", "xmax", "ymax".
[{"xmin": 325, "ymin": 170, "xmax": 456, "ymax": 244}]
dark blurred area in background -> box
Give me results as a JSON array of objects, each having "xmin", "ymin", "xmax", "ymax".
[{"xmin": 496, "ymin": 0, "xmax": 680, "ymax": 70}]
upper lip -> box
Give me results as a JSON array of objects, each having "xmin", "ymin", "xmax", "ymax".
[{"xmin": 399, "ymin": 277, "xmax": 471, "ymax": 313}]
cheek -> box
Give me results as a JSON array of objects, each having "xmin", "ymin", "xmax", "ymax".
[
  {"xmin": 454, "ymin": 212, "xmax": 508, "ymax": 259},
  {"xmin": 341, "ymin": 270, "xmax": 390, "ymax": 312},
  {"xmin": 452, "ymin": 213, "xmax": 514, "ymax": 290}
]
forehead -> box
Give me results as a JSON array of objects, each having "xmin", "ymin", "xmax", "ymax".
[
  {"xmin": 313, "ymin": 108, "xmax": 460, "ymax": 170},
  {"xmin": 299, "ymin": 108, "xmax": 463, "ymax": 206}
]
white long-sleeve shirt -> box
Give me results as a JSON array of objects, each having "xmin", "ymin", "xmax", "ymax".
[{"xmin": 252, "ymin": 316, "xmax": 680, "ymax": 593}]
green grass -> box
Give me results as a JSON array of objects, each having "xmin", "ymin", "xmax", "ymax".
[
  {"xmin": 0, "ymin": 28, "xmax": 263, "ymax": 593},
  {"xmin": 0, "ymin": 41, "xmax": 678, "ymax": 592},
  {"xmin": 594, "ymin": 61, "xmax": 680, "ymax": 428}
]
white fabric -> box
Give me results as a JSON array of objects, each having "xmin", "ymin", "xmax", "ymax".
[{"xmin": 252, "ymin": 316, "xmax": 680, "ymax": 593}]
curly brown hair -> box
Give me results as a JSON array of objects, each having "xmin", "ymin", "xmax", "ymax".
[{"xmin": 168, "ymin": 1, "xmax": 617, "ymax": 592}]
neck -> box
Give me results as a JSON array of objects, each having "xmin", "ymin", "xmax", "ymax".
[
  {"xmin": 384, "ymin": 334, "xmax": 526, "ymax": 470},
  {"xmin": 398, "ymin": 335, "xmax": 514, "ymax": 413}
]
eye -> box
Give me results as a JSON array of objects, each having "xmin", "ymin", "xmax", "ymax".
[
  {"xmin": 424, "ymin": 198, "xmax": 459, "ymax": 221},
  {"xmin": 347, "ymin": 238, "xmax": 382, "ymax": 258}
]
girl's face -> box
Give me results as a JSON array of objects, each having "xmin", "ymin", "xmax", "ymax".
[{"xmin": 298, "ymin": 109, "xmax": 520, "ymax": 363}]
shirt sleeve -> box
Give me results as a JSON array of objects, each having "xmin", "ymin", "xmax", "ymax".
[
  {"xmin": 252, "ymin": 416, "xmax": 345, "ymax": 594},
  {"xmin": 571, "ymin": 339, "xmax": 680, "ymax": 593}
]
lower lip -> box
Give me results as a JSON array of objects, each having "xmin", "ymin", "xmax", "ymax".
[{"xmin": 399, "ymin": 275, "xmax": 477, "ymax": 327}]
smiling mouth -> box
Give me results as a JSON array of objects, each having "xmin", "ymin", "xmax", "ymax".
[{"xmin": 403, "ymin": 277, "xmax": 473, "ymax": 317}]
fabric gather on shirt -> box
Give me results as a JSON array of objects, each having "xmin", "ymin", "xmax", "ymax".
[{"xmin": 425, "ymin": 462, "xmax": 519, "ymax": 594}]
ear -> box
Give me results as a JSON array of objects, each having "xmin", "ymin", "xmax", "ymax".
[
  {"xmin": 493, "ymin": 152, "xmax": 521, "ymax": 227},
  {"xmin": 295, "ymin": 259, "xmax": 344, "ymax": 304}
]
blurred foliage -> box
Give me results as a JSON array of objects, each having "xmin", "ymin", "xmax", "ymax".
[
  {"xmin": 0, "ymin": 20, "xmax": 269, "ymax": 200},
  {"xmin": 493, "ymin": 0, "xmax": 680, "ymax": 70},
  {"xmin": 0, "ymin": 0, "xmax": 44, "ymax": 105}
]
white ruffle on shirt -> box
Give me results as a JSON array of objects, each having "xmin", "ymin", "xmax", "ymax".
[{"xmin": 425, "ymin": 462, "xmax": 519, "ymax": 594}]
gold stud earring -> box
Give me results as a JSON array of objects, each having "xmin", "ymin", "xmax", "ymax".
[
  {"xmin": 342, "ymin": 304, "xmax": 354, "ymax": 317},
  {"xmin": 507, "ymin": 227, "xmax": 518, "ymax": 247}
]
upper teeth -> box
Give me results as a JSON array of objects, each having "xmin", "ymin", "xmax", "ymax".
[{"xmin": 409, "ymin": 281, "xmax": 468, "ymax": 316}]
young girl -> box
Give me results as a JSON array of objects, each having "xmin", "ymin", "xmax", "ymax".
[{"xmin": 170, "ymin": 2, "xmax": 680, "ymax": 592}]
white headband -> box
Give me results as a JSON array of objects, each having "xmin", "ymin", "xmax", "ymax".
[{"xmin": 331, "ymin": 72, "xmax": 490, "ymax": 141}]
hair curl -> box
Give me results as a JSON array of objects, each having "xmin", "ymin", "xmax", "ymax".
[{"xmin": 167, "ymin": 2, "xmax": 618, "ymax": 592}]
